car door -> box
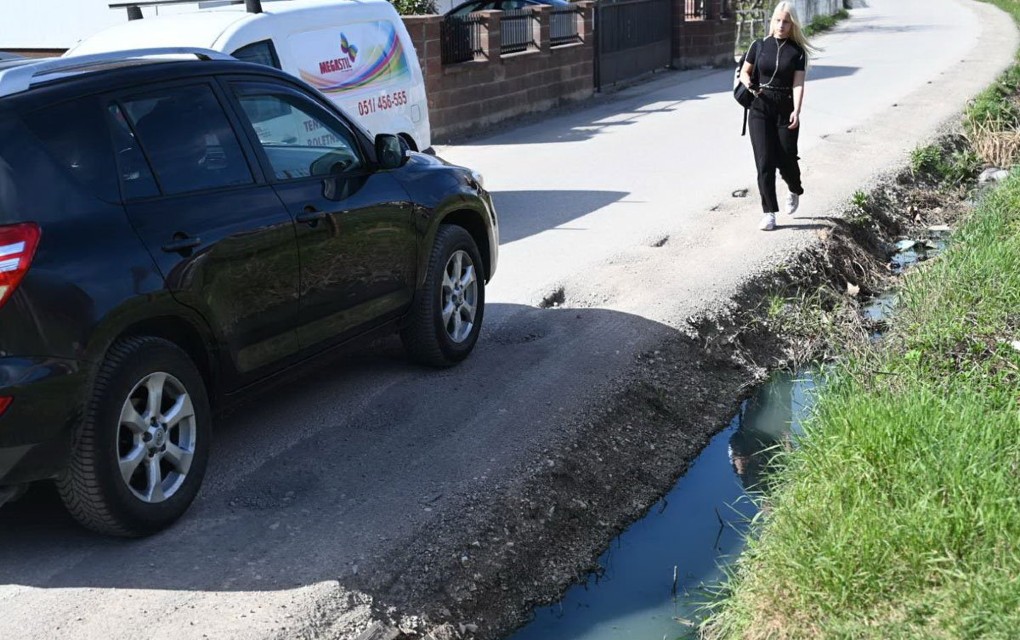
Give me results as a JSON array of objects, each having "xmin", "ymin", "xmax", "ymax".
[
  {"xmin": 225, "ymin": 79, "xmax": 417, "ymax": 350},
  {"xmin": 109, "ymin": 81, "xmax": 301, "ymax": 379}
]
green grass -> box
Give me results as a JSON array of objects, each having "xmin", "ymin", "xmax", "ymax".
[
  {"xmin": 702, "ymin": 173, "xmax": 1020, "ymax": 639},
  {"xmin": 803, "ymin": 9, "xmax": 850, "ymax": 37}
]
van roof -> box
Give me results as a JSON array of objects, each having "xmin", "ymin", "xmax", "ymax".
[{"xmin": 68, "ymin": 0, "xmax": 395, "ymax": 57}]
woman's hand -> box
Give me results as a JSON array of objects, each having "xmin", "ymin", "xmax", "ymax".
[{"xmin": 788, "ymin": 111, "xmax": 800, "ymax": 130}]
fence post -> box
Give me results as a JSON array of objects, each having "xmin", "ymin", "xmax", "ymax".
[
  {"xmin": 575, "ymin": 0, "xmax": 595, "ymax": 42},
  {"xmin": 402, "ymin": 16, "xmax": 443, "ymax": 95},
  {"xmin": 532, "ymin": 5, "xmax": 551, "ymax": 54},
  {"xmin": 479, "ymin": 10, "xmax": 503, "ymax": 62}
]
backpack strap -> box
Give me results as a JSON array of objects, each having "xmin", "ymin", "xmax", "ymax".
[{"xmin": 739, "ymin": 39, "xmax": 761, "ymax": 137}]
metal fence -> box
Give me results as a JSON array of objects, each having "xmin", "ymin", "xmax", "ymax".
[
  {"xmin": 500, "ymin": 9, "xmax": 537, "ymax": 55},
  {"xmin": 684, "ymin": 0, "xmax": 710, "ymax": 19},
  {"xmin": 441, "ymin": 14, "xmax": 483, "ymax": 64},
  {"xmin": 596, "ymin": 0, "xmax": 672, "ymax": 90},
  {"xmin": 550, "ymin": 6, "xmax": 582, "ymax": 47}
]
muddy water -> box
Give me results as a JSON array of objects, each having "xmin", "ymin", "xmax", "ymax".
[
  {"xmin": 508, "ymin": 371, "xmax": 820, "ymax": 640},
  {"xmin": 507, "ymin": 236, "xmax": 941, "ymax": 640}
]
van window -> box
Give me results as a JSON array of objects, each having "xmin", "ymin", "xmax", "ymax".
[
  {"xmin": 19, "ymin": 96, "xmax": 119, "ymax": 203},
  {"xmin": 234, "ymin": 88, "xmax": 363, "ymax": 181},
  {"xmin": 231, "ymin": 40, "xmax": 282, "ymax": 70},
  {"xmin": 119, "ymin": 85, "xmax": 254, "ymax": 196}
]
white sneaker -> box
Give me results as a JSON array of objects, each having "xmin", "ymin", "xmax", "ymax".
[
  {"xmin": 758, "ymin": 213, "xmax": 776, "ymax": 231},
  {"xmin": 785, "ymin": 193, "xmax": 800, "ymax": 215}
]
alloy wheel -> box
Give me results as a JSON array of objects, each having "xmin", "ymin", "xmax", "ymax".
[
  {"xmin": 116, "ymin": 372, "xmax": 197, "ymax": 504},
  {"xmin": 442, "ymin": 249, "xmax": 478, "ymax": 343}
]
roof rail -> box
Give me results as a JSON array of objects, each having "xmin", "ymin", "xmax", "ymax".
[
  {"xmin": 108, "ymin": 0, "xmax": 263, "ymax": 21},
  {"xmin": 0, "ymin": 48, "xmax": 235, "ymax": 98}
]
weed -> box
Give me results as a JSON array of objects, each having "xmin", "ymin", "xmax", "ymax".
[
  {"xmin": 851, "ymin": 190, "xmax": 869, "ymax": 210},
  {"xmin": 909, "ymin": 144, "xmax": 982, "ymax": 187},
  {"xmin": 764, "ymin": 294, "xmax": 786, "ymax": 321},
  {"xmin": 910, "ymin": 144, "xmax": 944, "ymax": 178}
]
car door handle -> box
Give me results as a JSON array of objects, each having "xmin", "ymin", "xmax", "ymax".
[
  {"xmin": 296, "ymin": 206, "xmax": 328, "ymax": 225},
  {"xmin": 161, "ymin": 234, "xmax": 202, "ymax": 254}
]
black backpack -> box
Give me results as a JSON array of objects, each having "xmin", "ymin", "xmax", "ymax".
[{"xmin": 733, "ymin": 39, "xmax": 761, "ymax": 136}]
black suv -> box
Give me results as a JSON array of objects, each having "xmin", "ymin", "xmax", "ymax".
[{"xmin": 0, "ymin": 49, "xmax": 498, "ymax": 536}]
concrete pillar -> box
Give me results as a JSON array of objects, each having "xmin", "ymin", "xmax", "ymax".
[
  {"xmin": 479, "ymin": 10, "xmax": 503, "ymax": 62},
  {"xmin": 532, "ymin": 5, "xmax": 551, "ymax": 55},
  {"xmin": 575, "ymin": 1, "xmax": 595, "ymax": 42}
]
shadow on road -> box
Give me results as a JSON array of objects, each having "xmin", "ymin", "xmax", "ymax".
[
  {"xmin": 492, "ymin": 190, "xmax": 631, "ymax": 243},
  {"xmin": 0, "ymin": 302, "xmax": 676, "ymax": 596},
  {"xmin": 807, "ymin": 64, "xmax": 859, "ymax": 82}
]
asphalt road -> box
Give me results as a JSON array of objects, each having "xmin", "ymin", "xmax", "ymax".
[{"xmin": 0, "ymin": 1, "xmax": 1015, "ymax": 638}]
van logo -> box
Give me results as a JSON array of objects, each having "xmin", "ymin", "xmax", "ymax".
[
  {"xmin": 340, "ymin": 33, "xmax": 358, "ymax": 63},
  {"xmin": 318, "ymin": 34, "xmax": 357, "ymax": 74}
]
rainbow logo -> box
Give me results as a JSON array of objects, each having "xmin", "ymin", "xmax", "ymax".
[
  {"xmin": 301, "ymin": 24, "xmax": 410, "ymax": 94},
  {"xmin": 340, "ymin": 33, "xmax": 357, "ymax": 63}
]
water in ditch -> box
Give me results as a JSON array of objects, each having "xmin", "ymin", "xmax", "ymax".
[
  {"xmin": 508, "ymin": 369, "xmax": 821, "ymax": 640},
  {"xmin": 508, "ymin": 236, "xmax": 943, "ymax": 640}
]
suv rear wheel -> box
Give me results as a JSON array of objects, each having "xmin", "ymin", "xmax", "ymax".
[
  {"xmin": 57, "ymin": 337, "xmax": 211, "ymax": 537},
  {"xmin": 401, "ymin": 225, "xmax": 485, "ymax": 367}
]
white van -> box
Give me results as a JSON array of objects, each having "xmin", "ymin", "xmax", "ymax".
[{"xmin": 67, "ymin": 0, "xmax": 431, "ymax": 152}]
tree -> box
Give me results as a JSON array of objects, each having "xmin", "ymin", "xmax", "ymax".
[{"xmin": 390, "ymin": 0, "xmax": 437, "ymax": 15}]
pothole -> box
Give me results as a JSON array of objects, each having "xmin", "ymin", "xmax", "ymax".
[{"xmin": 539, "ymin": 287, "xmax": 566, "ymax": 309}]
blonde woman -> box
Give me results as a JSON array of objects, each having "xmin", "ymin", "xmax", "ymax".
[{"xmin": 739, "ymin": 2, "xmax": 817, "ymax": 231}]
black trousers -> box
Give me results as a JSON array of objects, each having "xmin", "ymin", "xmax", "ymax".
[{"xmin": 748, "ymin": 90, "xmax": 803, "ymax": 213}]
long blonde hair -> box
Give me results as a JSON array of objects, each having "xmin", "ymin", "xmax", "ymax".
[{"xmin": 770, "ymin": 2, "xmax": 819, "ymax": 57}]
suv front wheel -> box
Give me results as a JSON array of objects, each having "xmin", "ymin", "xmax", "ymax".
[
  {"xmin": 57, "ymin": 336, "xmax": 211, "ymax": 537},
  {"xmin": 401, "ymin": 225, "xmax": 485, "ymax": 367}
]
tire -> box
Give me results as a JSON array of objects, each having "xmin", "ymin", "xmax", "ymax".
[
  {"xmin": 401, "ymin": 225, "xmax": 485, "ymax": 367},
  {"xmin": 56, "ymin": 337, "xmax": 211, "ymax": 537}
]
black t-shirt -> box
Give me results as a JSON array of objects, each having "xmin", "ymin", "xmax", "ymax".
[{"xmin": 747, "ymin": 36, "xmax": 806, "ymax": 89}]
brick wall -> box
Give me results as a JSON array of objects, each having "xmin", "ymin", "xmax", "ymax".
[
  {"xmin": 403, "ymin": 3, "xmax": 594, "ymax": 143},
  {"xmin": 672, "ymin": 0, "xmax": 735, "ymax": 69}
]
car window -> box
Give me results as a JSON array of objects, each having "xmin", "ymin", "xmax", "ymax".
[
  {"xmin": 19, "ymin": 96, "xmax": 119, "ymax": 202},
  {"xmin": 233, "ymin": 88, "xmax": 364, "ymax": 181},
  {"xmin": 106, "ymin": 103, "xmax": 160, "ymax": 200},
  {"xmin": 451, "ymin": 1, "xmax": 486, "ymax": 15},
  {"xmin": 118, "ymin": 85, "xmax": 253, "ymax": 196},
  {"xmin": 231, "ymin": 40, "xmax": 282, "ymax": 70}
]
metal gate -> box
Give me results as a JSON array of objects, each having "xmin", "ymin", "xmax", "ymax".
[{"xmin": 595, "ymin": 0, "xmax": 673, "ymax": 91}]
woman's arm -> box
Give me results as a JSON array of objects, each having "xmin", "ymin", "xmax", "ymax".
[
  {"xmin": 789, "ymin": 69, "xmax": 806, "ymax": 129},
  {"xmin": 740, "ymin": 62, "xmax": 758, "ymax": 93}
]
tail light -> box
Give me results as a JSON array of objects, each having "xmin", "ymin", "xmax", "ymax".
[
  {"xmin": 0, "ymin": 223, "xmax": 40, "ymax": 311},
  {"xmin": 0, "ymin": 397, "xmax": 11, "ymax": 418}
]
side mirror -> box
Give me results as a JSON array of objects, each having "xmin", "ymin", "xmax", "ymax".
[{"xmin": 375, "ymin": 133, "xmax": 406, "ymax": 170}]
